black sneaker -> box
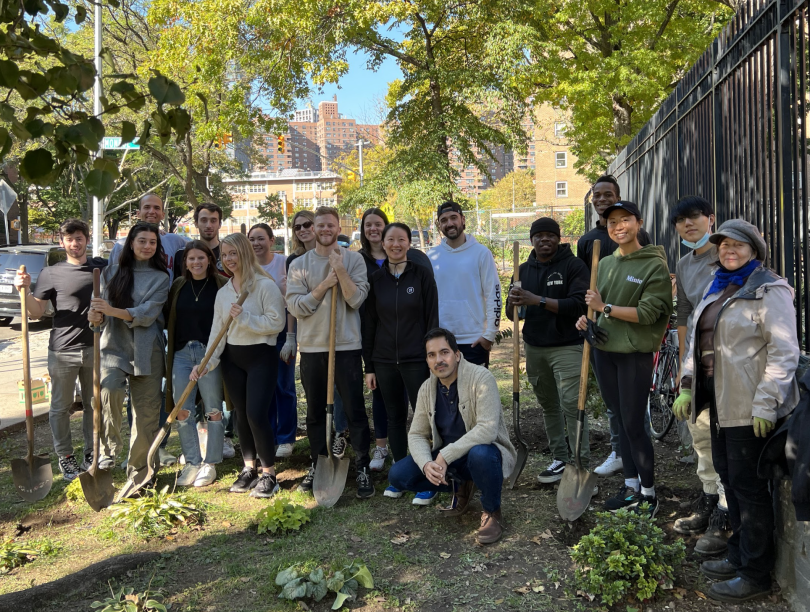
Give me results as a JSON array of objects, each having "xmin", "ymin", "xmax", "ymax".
[
  {"xmin": 674, "ymin": 492, "xmax": 718, "ymax": 534},
  {"xmin": 249, "ymin": 473, "xmax": 280, "ymax": 498},
  {"xmin": 356, "ymin": 467, "xmax": 375, "ymax": 499},
  {"xmin": 536, "ymin": 459, "xmax": 566, "ymax": 484},
  {"xmin": 297, "ymin": 465, "xmax": 315, "ymax": 493},
  {"xmin": 229, "ymin": 467, "xmax": 259, "ymax": 493},
  {"xmin": 332, "ymin": 433, "xmax": 348, "ymax": 459},
  {"xmin": 58, "ymin": 455, "xmax": 83, "ymax": 482},
  {"xmin": 634, "ymin": 494, "xmax": 659, "ymax": 518},
  {"xmin": 81, "ymin": 450, "xmax": 93, "ymax": 472},
  {"xmin": 604, "ymin": 484, "xmax": 640, "ymax": 511}
]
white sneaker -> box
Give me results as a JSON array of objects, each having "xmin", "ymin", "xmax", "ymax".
[
  {"xmin": 177, "ymin": 463, "xmax": 201, "ymax": 487},
  {"xmin": 369, "ymin": 446, "xmax": 389, "ymax": 472},
  {"xmin": 194, "ymin": 463, "xmax": 217, "ymax": 487},
  {"xmin": 275, "ymin": 443, "xmax": 294, "ymax": 458},
  {"xmin": 594, "ymin": 451, "xmax": 623, "ymax": 476},
  {"xmin": 222, "ymin": 438, "xmax": 235, "ymax": 459},
  {"xmin": 159, "ymin": 447, "xmax": 177, "ymax": 467}
]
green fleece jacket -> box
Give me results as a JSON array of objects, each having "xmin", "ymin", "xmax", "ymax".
[{"xmin": 596, "ymin": 245, "xmax": 673, "ymax": 354}]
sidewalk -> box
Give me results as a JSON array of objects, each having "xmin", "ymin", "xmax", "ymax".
[{"xmin": 0, "ymin": 328, "xmax": 50, "ymax": 432}]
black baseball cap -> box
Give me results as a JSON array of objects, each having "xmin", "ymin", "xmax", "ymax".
[
  {"xmin": 601, "ymin": 200, "xmax": 642, "ymax": 220},
  {"xmin": 436, "ymin": 201, "xmax": 464, "ymax": 218}
]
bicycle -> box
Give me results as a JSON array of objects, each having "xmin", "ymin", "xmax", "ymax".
[{"xmin": 648, "ymin": 314, "xmax": 679, "ymax": 440}]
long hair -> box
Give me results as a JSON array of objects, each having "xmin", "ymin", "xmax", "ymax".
[
  {"xmin": 290, "ymin": 210, "xmax": 316, "ymax": 256},
  {"xmin": 182, "ymin": 240, "xmax": 218, "ymax": 281},
  {"xmin": 360, "ymin": 207, "xmax": 390, "ymax": 255},
  {"xmin": 108, "ymin": 223, "xmax": 168, "ymax": 309},
  {"xmin": 220, "ymin": 232, "xmax": 270, "ymax": 292}
]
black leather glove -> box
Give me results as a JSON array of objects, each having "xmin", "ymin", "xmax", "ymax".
[{"xmin": 579, "ymin": 319, "xmax": 608, "ymax": 347}]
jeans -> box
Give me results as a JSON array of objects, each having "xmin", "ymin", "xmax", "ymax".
[
  {"xmin": 47, "ymin": 347, "xmax": 94, "ymax": 459},
  {"xmin": 334, "ymin": 386, "xmax": 388, "ymax": 440},
  {"xmin": 172, "ymin": 341, "xmax": 224, "ymax": 465},
  {"xmin": 270, "ymin": 328, "xmax": 298, "ymax": 445},
  {"xmin": 374, "ymin": 361, "xmax": 430, "ymax": 461},
  {"xmin": 458, "ymin": 343, "xmax": 490, "ymax": 368},
  {"xmin": 388, "ymin": 444, "xmax": 504, "ymax": 512},
  {"xmin": 525, "ymin": 343, "xmax": 589, "ymax": 466}
]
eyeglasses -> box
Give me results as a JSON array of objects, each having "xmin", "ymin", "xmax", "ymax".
[{"xmin": 293, "ymin": 221, "xmax": 313, "ymax": 231}]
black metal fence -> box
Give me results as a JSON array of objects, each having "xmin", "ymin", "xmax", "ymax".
[{"xmin": 607, "ymin": 0, "xmax": 810, "ymax": 351}]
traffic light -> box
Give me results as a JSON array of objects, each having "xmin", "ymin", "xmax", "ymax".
[
  {"xmin": 347, "ymin": 170, "xmax": 357, "ymax": 181},
  {"xmin": 277, "ymin": 135, "xmax": 285, "ymax": 153}
]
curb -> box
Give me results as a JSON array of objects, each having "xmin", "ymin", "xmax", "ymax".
[{"xmin": 0, "ymin": 410, "xmax": 50, "ymax": 436}]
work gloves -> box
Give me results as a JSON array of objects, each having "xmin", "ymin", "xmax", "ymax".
[
  {"xmin": 579, "ymin": 319, "xmax": 608, "ymax": 347},
  {"xmin": 280, "ymin": 333, "xmax": 297, "ymax": 363},
  {"xmin": 753, "ymin": 417, "xmax": 775, "ymax": 438},
  {"xmin": 672, "ymin": 389, "xmax": 692, "ymax": 421}
]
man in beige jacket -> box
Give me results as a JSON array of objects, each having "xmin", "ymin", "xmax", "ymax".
[{"xmin": 388, "ymin": 327, "xmax": 517, "ymax": 544}]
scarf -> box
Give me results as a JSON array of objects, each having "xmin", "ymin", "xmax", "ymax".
[{"xmin": 703, "ymin": 259, "xmax": 761, "ymax": 299}]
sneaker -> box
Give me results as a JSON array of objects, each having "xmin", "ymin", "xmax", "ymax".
[
  {"xmin": 159, "ymin": 447, "xmax": 177, "ymax": 467},
  {"xmin": 98, "ymin": 456, "xmax": 115, "ymax": 470},
  {"xmin": 384, "ymin": 485, "xmax": 404, "ymax": 498},
  {"xmin": 250, "ymin": 473, "xmax": 280, "ymax": 498},
  {"xmin": 193, "ymin": 463, "xmax": 217, "ymax": 487},
  {"xmin": 594, "ymin": 451, "xmax": 623, "ymax": 476},
  {"xmin": 356, "ymin": 467, "xmax": 375, "ymax": 499},
  {"xmin": 413, "ymin": 490, "xmax": 437, "ymax": 506},
  {"xmin": 695, "ymin": 506, "xmax": 731, "ymax": 555},
  {"xmin": 634, "ymin": 494, "xmax": 659, "ymax": 518},
  {"xmin": 81, "ymin": 450, "xmax": 93, "ymax": 472},
  {"xmin": 118, "ymin": 457, "xmax": 127, "ymax": 470},
  {"xmin": 179, "ymin": 454, "xmax": 185, "ymax": 466},
  {"xmin": 177, "ymin": 464, "xmax": 201, "ymax": 487},
  {"xmin": 369, "ymin": 446, "xmax": 389, "ymax": 472},
  {"xmin": 332, "ymin": 433, "xmax": 348, "ymax": 459},
  {"xmin": 229, "ymin": 467, "xmax": 259, "ymax": 493},
  {"xmin": 58, "ymin": 455, "xmax": 82, "ymax": 482},
  {"xmin": 298, "ymin": 465, "xmax": 315, "ymax": 493},
  {"xmin": 222, "ymin": 438, "xmax": 236, "ymax": 459},
  {"xmin": 604, "ymin": 484, "xmax": 640, "ymax": 511},
  {"xmin": 674, "ymin": 492, "xmax": 718, "ymax": 534},
  {"xmin": 275, "ymin": 443, "xmax": 294, "ymax": 458},
  {"xmin": 536, "ymin": 459, "xmax": 566, "ymax": 484}
]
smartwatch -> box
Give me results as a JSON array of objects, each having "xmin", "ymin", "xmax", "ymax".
[
  {"xmin": 603, "ymin": 304, "xmax": 613, "ymax": 318},
  {"xmin": 539, "ymin": 296, "xmax": 547, "ymax": 309}
]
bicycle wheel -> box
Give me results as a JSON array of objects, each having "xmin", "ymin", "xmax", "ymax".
[{"xmin": 649, "ymin": 349, "xmax": 676, "ymax": 439}]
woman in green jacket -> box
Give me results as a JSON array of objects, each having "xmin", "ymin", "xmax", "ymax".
[{"xmin": 576, "ymin": 201, "xmax": 673, "ymax": 517}]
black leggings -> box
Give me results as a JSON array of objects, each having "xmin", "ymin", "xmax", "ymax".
[
  {"xmin": 592, "ymin": 349, "xmax": 655, "ymax": 487},
  {"xmin": 374, "ymin": 361, "xmax": 430, "ymax": 462},
  {"xmin": 220, "ymin": 343, "xmax": 278, "ymax": 469}
]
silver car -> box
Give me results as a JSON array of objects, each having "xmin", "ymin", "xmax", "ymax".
[{"xmin": 0, "ymin": 245, "xmax": 65, "ymax": 325}]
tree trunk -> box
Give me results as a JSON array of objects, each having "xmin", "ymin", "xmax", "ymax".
[
  {"xmin": 106, "ymin": 217, "xmax": 120, "ymax": 240},
  {"xmin": 19, "ymin": 195, "xmax": 28, "ymax": 244},
  {"xmin": 414, "ymin": 216, "xmax": 425, "ymax": 249},
  {"xmin": 612, "ymin": 94, "xmax": 633, "ymax": 144}
]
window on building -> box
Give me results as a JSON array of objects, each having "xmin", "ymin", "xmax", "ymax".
[
  {"xmin": 554, "ymin": 122, "xmax": 566, "ymax": 137},
  {"xmin": 556, "ymin": 181, "xmax": 568, "ymax": 198},
  {"xmin": 555, "ymin": 152, "xmax": 567, "ymax": 168}
]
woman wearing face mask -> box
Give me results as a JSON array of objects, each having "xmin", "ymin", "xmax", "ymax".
[
  {"xmin": 674, "ymin": 219, "xmax": 799, "ymax": 603},
  {"xmin": 363, "ymin": 223, "xmax": 439, "ymax": 496},
  {"xmin": 192, "ymin": 233, "xmax": 285, "ymax": 498},
  {"xmin": 89, "ymin": 223, "xmax": 170, "ymax": 487},
  {"xmin": 575, "ymin": 201, "xmax": 673, "ymax": 517}
]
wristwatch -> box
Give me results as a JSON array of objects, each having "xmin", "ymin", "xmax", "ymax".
[
  {"xmin": 539, "ymin": 296, "xmax": 547, "ymax": 309},
  {"xmin": 603, "ymin": 304, "xmax": 613, "ymax": 318}
]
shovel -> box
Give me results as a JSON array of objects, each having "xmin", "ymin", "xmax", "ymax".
[
  {"xmin": 116, "ymin": 289, "xmax": 249, "ymax": 501},
  {"xmin": 11, "ymin": 265, "xmax": 53, "ymax": 502},
  {"xmin": 508, "ymin": 241, "xmax": 529, "ymax": 489},
  {"xmin": 79, "ymin": 268, "xmax": 115, "ymax": 511},
  {"xmin": 313, "ymin": 286, "xmax": 349, "ymax": 507},
  {"xmin": 557, "ymin": 239, "xmax": 601, "ymax": 521}
]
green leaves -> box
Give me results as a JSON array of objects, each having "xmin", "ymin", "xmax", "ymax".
[
  {"xmin": 120, "ymin": 121, "xmax": 136, "ymax": 145},
  {"xmin": 20, "ymin": 149, "xmax": 54, "ymax": 182},
  {"xmin": 0, "ymin": 61, "xmax": 19, "ymax": 88},
  {"xmin": 148, "ymin": 73, "xmax": 185, "ymax": 106},
  {"xmin": 256, "ymin": 499, "xmax": 310, "ymax": 534},
  {"xmin": 275, "ymin": 561, "xmax": 373, "ymax": 609}
]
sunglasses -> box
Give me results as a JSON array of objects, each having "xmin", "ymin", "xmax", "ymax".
[{"xmin": 293, "ymin": 221, "xmax": 313, "ymax": 231}]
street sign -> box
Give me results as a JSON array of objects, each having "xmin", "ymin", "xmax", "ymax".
[
  {"xmin": 102, "ymin": 137, "xmax": 141, "ymax": 150},
  {"xmin": 0, "ymin": 180, "xmax": 17, "ymax": 214}
]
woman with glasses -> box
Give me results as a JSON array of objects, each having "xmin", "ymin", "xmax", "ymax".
[{"xmin": 285, "ymin": 211, "xmax": 317, "ymax": 272}]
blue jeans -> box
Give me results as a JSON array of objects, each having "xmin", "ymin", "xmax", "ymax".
[
  {"xmin": 269, "ymin": 329, "xmax": 297, "ymax": 445},
  {"xmin": 172, "ymin": 342, "xmax": 224, "ymax": 465},
  {"xmin": 388, "ymin": 444, "xmax": 504, "ymax": 512},
  {"xmin": 335, "ymin": 386, "xmax": 388, "ymax": 440}
]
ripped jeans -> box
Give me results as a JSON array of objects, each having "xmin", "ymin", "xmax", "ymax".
[{"xmin": 172, "ymin": 341, "xmax": 224, "ymax": 465}]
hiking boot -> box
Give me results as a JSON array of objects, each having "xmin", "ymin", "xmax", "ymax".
[
  {"xmin": 298, "ymin": 465, "xmax": 315, "ymax": 493},
  {"xmin": 708, "ymin": 577, "xmax": 770, "ymax": 603},
  {"xmin": 159, "ymin": 447, "xmax": 177, "ymax": 467},
  {"xmin": 441, "ymin": 480, "xmax": 477, "ymax": 517},
  {"xmin": 58, "ymin": 455, "xmax": 82, "ymax": 482},
  {"xmin": 701, "ymin": 559, "xmax": 738, "ymax": 581},
  {"xmin": 674, "ymin": 492, "xmax": 718, "ymax": 534},
  {"xmin": 229, "ymin": 467, "xmax": 259, "ymax": 493},
  {"xmin": 537, "ymin": 459, "xmax": 566, "ymax": 484},
  {"xmin": 356, "ymin": 467, "xmax": 375, "ymax": 498},
  {"xmin": 695, "ymin": 506, "xmax": 730, "ymax": 555},
  {"xmin": 193, "ymin": 463, "xmax": 217, "ymax": 487},
  {"xmin": 222, "ymin": 438, "xmax": 236, "ymax": 459},
  {"xmin": 478, "ymin": 509, "xmax": 504, "ymax": 544},
  {"xmin": 332, "ymin": 433, "xmax": 348, "ymax": 459},
  {"xmin": 177, "ymin": 464, "xmax": 201, "ymax": 487},
  {"xmin": 604, "ymin": 484, "xmax": 640, "ymax": 511},
  {"xmin": 594, "ymin": 451, "xmax": 623, "ymax": 476},
  {"xmin": 634, "ymin": 494, "xmax": 659, "ymax": 518},
  {"xmin": 250, "ymin": 473, "xmax": 280, "ymax": 498},
  {"xmin": 369, "ymin": 446, "xmax": 389, "ymax": 472},
  {"xmin": 412, "ymin": 490, "xmax": 437, "ymax": 506},
  {"xmin": 275, "ymin": 443, "xmax": 294, "ymax": 458}
]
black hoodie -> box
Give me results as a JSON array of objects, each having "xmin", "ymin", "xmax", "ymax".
[
  {"xmin": 363, "ymin": 260, "xmax": 439, "ymax": 372},
  {"xmin": 511, "ymin": 244, "xmax": 589, "ymax": 347}
]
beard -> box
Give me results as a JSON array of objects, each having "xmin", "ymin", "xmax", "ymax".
[{"xmin": 316, "ymin": 232, "xmax": 337, "ymax": 247}]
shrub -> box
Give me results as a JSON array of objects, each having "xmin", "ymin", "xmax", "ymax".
[
  {"xmin": 65, "ymin": 478, "xmax": 84, "ymax": 502},
  {"xmin": 570, "ymin": 506, "xmax": 686, "ymax": 605},
  {"xmin": 0, "ymin": 537, "xmax": 61, "ymax": 573},
  {"xmin": 256, "ymin": 499, "xmax": 310, "ymax": 535},
  {"xmin": 91, "ymin": 586, "xmax": 166, "ymax": 612},
  {"xmin": 275, "ymin": 560, "xmax": 374, "ymax": 610},
  {"xmin": 109, "ymin": 486, "xmax": 205, "ymax": 538}
]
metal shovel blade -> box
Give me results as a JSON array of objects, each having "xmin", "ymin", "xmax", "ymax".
[
  {"xmin": 314, "ymin": 454, "xmax": 350, "ymax": 508},
  {"xmin": 79, "ymin": 467, "xmax": 115, "ymax": 512},
  {"xmin": 507, "ymin": 395, "xmax": 529, "ymax": 489},
  {"xmin": 556, "ymin": 465, "xmax": 598, "ymax": 521},
  {"xmin": 11, "ymin": 455, "xmax": 53, "ymax": 502}
]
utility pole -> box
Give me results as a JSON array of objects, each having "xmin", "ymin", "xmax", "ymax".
[
  {"xmin": 91, "ymin": 2, "xmax": 103, "ymax": 256},
  {"xmin": 357, "ymin": 139, "xmax": 365, "ymax": 186},
  {"xmin": 512, "ymin": 174, "xmax": 515, "ymax": 212},
  {"xmin": 282, "ymin": 194, "xmax": 289, "ymax": 256}
]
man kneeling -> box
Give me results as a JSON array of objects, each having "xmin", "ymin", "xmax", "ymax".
[{"xmin": 388, "ymin": 328, "xmax": 516, "ymax": 544}]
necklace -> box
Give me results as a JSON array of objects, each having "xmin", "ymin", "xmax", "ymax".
[{"xmin": 190, "ymin": 277, "xmax": 209, "ymax": 302}]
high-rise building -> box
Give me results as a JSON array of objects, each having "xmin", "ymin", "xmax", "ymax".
[{"xmin": 294, "ymin": 104, "xmax": 318, "ymax": 123}]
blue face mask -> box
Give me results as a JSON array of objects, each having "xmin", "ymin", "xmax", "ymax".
[{"xmin": 681, "ymin": 232, "xmax": 711, "ymax": 250}]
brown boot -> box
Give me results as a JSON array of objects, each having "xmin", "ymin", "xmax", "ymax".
[
  {"xmin": 477, "ymin": 509, "xmax": 504, "ymax": 544},
  {"xmin": 441, "ymin": 480, "xmax": 476, "ymax": 517}
]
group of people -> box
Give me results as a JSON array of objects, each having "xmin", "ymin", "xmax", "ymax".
[{"xmin": 20, "ymin": 174, "xmax": 801, "ymax": 603}]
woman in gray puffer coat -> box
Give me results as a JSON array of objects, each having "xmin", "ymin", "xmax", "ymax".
[{"xmin": 675, "ymin": 219, "xmax": 799, "ymax": 604}]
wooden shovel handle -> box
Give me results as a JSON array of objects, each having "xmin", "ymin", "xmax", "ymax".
[
  {"xmin": 577, "ymin": 240, "xmax": 601, "ymax": 413},
  {"xmin": 18, "ymin": 265, "xmax": 33, "ymax": 458},
  {"xmin": 512, "ymin": 241, "xmax": 521, "ymax": 393},
  {"xmin": 326, "ymin": 286, "xmax": 338, "ymax": 405},
  {"xmin": 91, "ymin": 267, "xmax": 102, "ymax": 473}
]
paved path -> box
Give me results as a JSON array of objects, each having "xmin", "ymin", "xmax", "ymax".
[{"xmin": 0, "ymin": 318, "xmax": 52, "ymax": 432}]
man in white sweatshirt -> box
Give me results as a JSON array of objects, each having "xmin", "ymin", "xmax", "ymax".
[{"xmin": 428, "ymin": 201, "xmax": 501, "ymax": 367}]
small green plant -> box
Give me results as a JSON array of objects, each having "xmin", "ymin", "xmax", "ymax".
[
  {"xmin": 0, "ymin": 539, "xmax": 40, "ymax": 573},
  {"xmin": 256, "ymin": 499, "xmax": 311, "ymax": 534},
  {"xmin": 109, "ymin": 486, "xmax": 205, "ymax": 537},
  {"xmin": 65, "ymin": 478, "xmax": 84, "ymax": 502},
  {"xmin": 571, "ymin": 507, "xmax": 686, "ymax": 605},
  {"xmin": 276, "ymin": 560, "xmax": 374, "ymax": 610},
  {"xmin": 91, "ymin": 585, "xmax": 166, "ymax": 612}
]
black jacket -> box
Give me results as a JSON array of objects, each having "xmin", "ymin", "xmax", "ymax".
[
  {"xmin": 362, "ymin": 260, "xmax": 439, "ymax": 372},
  {"xmin": 509, "ymin": 244, "xmax": 588, "ymax": 347},
  {"xmin": 577, "ymin": 222, "xmax": 652, "ymax": 270},
  {"xmin": 359, "ymin": 247, "xmax": 433, "ymax": 280}
]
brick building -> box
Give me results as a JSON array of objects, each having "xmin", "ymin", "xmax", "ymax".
[{"xmin": 533, "ymin": 105, "xmax": 590, "ymax": 208}]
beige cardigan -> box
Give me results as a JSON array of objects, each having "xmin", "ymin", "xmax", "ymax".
[{"xmin": 408, "ymin": 356, "xmax": 517, "ymax": 477}]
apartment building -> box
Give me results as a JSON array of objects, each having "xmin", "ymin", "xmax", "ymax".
[{"xmin": 533, "ymin": 105, "xmax": 590, "ymax": 208}]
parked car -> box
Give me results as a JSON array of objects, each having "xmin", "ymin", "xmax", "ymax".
[
  {"xmin": 0, "ymin": 245, "xmax": 66, "ymax": 325},
  {"xmin": 411, "ymin": 229, "xmax": 431, "ymax": 248}
]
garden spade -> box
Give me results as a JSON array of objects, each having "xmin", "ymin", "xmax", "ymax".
[
  {"xmin": 11, "ymin": 265, "xmax": 53, "ymax": 502},
  {"xmin": 313, "ymin": 287, "xmax": 349, "ymax": 507},
  {"xmin": 508, "ymin": 241, "xmax": 529, "ymax": 489},
  {"xmin": 116, "ymin": 290, "xmax": 249, "ymax": 501},
  {"xmin": 557, "ymin": 240, "xmax": 601, "ymax": 521},
  {"xmin": 79, "ymin": 268, "xmax": 114, "ymax": 511}
]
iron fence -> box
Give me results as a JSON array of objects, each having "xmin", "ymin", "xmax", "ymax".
[{"xmin": 606, "ymin": 0, "xmax": 810, "ymax": 350}]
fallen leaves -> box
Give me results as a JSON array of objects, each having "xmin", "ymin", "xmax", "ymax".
[
  {"xmin": 390, "ymin": 532, "xmax": 410, "ymax": 545},
  {"xmin": 695, "ymin": 590, "xmax": 707, "ymax": 599},
  {"xmin": 531, "ymin": 530, "xmax": 554, "ymax": 545},
  {"xmin": 350, "ymin": 535, "xmax": 361, "ymax": 542},
  {"xmin": 673, "ymin": 587, "xmax": 687, "ymax": 599},
  {"xmin": 439, "ymin": 552, "xmax": 451, "ymax": 559}
]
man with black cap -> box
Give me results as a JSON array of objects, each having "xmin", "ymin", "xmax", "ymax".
[
  {"xmin": 429, "ymin": 201, "xmax": 501, "ymax": 367},
  {"xmin": 506, "ymin": 218, "xmax": 589, "ymax": 483}
]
